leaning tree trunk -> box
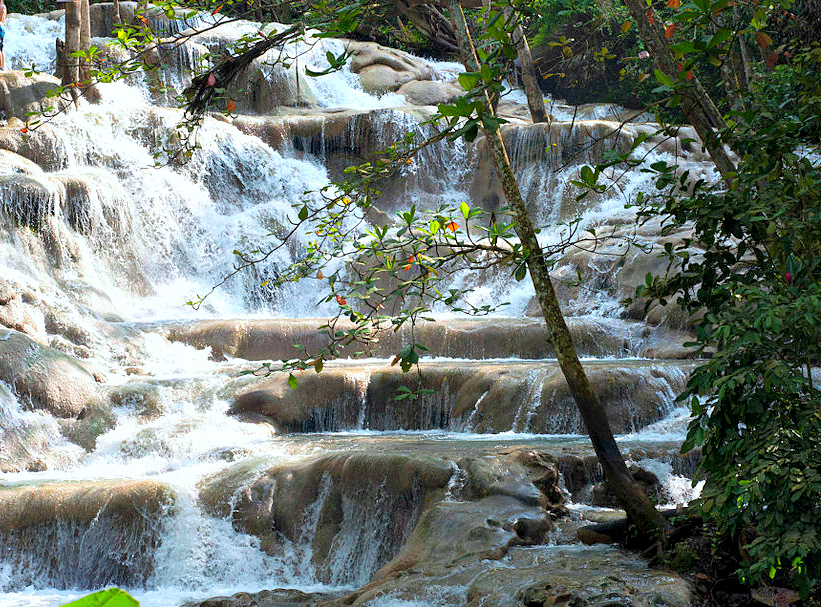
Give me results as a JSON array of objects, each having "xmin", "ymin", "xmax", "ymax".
[
  {"xmin": 63, "ymin": 0, "xmax": 81, "ymax": 105},
  {"xmin": 504, "ymin": 7, "xmax": 548, "ymax": 123},
  {"xmin": 623, "ymin": 0, "xmax": 736, "ymax": 180},
  {"xmin": 447, "ymin": 0, "xmax": 669, "ymax": 544}
]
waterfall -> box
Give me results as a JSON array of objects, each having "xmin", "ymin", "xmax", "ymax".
[{"xmin": 0, "ymin": 9, "xmax": 714, "ymax": 606}]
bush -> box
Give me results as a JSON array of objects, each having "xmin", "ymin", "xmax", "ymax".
[{"xmin": 636, "ymin": 45, "xmax": 821, "ymax": 598}]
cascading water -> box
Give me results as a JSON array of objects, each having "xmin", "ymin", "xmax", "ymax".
[{"xmin": 0, "ymin": 9, "xmax": 711, "ymax": 607}]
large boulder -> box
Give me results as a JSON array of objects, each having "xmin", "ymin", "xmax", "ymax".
[
  {"xmin": 0, "ymin": 71, "xmax": 70, "ymax": 123},
  {"xmin": 346, "ymin": 40, "xmax": 434, "ymax": 94},
  {"xmin": 0, "ymin": 328, "xmax": 102, "ymax": 418}
]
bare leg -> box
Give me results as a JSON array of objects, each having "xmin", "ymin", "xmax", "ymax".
[{"xmin": 0, "ymin": 50, "xmax": 5, "ymax": 70}]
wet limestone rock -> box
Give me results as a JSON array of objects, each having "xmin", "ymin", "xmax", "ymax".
[
  {"xmin": 0, "ymin": 328, "xmax": 102, "ymax": 418},
  {"xmin": 183, "ymin": 589, "xmax": 338, "ymax": 607},
  {"xmin": 397, "ymin": 79, "xmax": 463, "ymax": 106},
  {"xmin": 466, "ymin": 545, "xmax": 693, "ymax": 607},
  {"xmin": 200, "ymin": 451, "xmax": 455, "ymax": 586},
  {"xmin": 0, "ymin": 479, "xmax": 173, "ymax": 589},
  {"xmin": 346, "ymin": 40, "xmax": 434, "ymax": 94},
  {"xmin": 226, "ymin": 359, "xmax": 690, "ymax": 435},
  {"xmin": 0, "ymin": 72, "xmax": 70, "ymax": 123}
]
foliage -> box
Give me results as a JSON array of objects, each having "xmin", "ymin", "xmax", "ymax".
[
  {"xmin": 631, "ymin": 45, "xmax": 821, "ymax": 597},
  {"xmin": 13, "ymin": 0, "xmax": 55, "ymax": 15},
  {"xmin": 531, "ymin": 0, "xmax": 659, "ymax": 107},
  {"xmin": 60, "ymin": 588, "xmax": 139, "ymax": 607}
]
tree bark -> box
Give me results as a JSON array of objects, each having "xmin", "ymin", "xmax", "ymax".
[
  {"xmin": 78, "ymin": 0, "xmax": 100, "ymax": 102},
  {"xmin": 504, "ymin": 7, "xmax": 548, "ymax": 123},
  {"xmin": 113, "ymin": 0, "xmax": 122, "ymax": 26},
  {"xmin": 623, "ymin": 0, "xmax": 736, "ymax": 180},
  {"xmin": 63, "ymin": 0, "xmax": 81, "ymax": 104},
  {"xmin": 447, "ymin": 0, "xmax": 669, "ymax": 544}
]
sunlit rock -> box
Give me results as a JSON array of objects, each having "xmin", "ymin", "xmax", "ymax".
[
  {"xmin": 0, "ymin": 328, "xmax": 102, "ymax": 419},
  {"xmin": 397, "ymin": 79, "xmax": 463, "ymax": 106},
  {"xmin": 0, "ymin": 71, "xmax": 70, "ymax": 123},
  {"xmin": 346, "ymin": 40, "xmax": 435, "ymax": 94}
]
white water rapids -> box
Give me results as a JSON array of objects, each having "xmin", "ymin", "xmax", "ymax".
[{"xmin": 0, "ymin": 11, "xmax": 707, "ymax": 607}]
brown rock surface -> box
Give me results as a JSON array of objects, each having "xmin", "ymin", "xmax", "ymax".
[{"xmin": 0, "ymin": 479, "xmax": 173, "ymax": 588}]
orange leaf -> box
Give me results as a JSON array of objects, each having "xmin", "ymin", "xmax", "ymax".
[
  {"xmin": 211, "ymin": 3, "xmax": 224, "ymax": 14},
  {"xmin": 755, "ymin": 31, "xmax": 772, "ymax": 50},
  {"xmin": 335, "ymin": 294, "xmax": 347, "ymax": 306},
  {"xmin": 405, "ymin": 158, "xmax": 413, "ymax": 165},
  {"xmin": 664, "ymin": 24, "xmax": 676, "ymax": 39},
  {"xmin": 403, "ymin": 264, "xmax": 412, "ymax": 271},
  {"xmin": 138, "ymin": 14, "xmax": 147, "ymax": 23},
  {"xmin": 446, "ymin": 221, "xmax": 458, "ymax": 232},
  {"xmin": 766, "ymin": 51, "xmax": 779, "ymax": 68},
  {"xmin": 226, "ymin": 99, "xmax": 236, "ymax": 112},
  {"xmin": 20, "ymin": 128, "xmax": 28, "ymax": 134},
  {"xmin": 316, "ymin": 270, "xmax": 324, "ymax": 280},
  {"xmin": 667, "ymin": 0, "xmax": 681, "ymax": 8},
  {"xmin": 391, "ymin": 355, "xmax": 401, "ymax": 366}
]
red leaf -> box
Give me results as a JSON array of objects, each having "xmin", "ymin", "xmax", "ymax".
[
  {"xmin": 211, "ymin": 4, "xmax": 223, "ymax": 14},
  {"xmin": 446, "ymin": 221, "xmax": 458, "ymax": 232},
  {"xmin": 785, "ymin": 272, "xmax": 793, "ymax": 285},
  {"xmin": 226, "ymin": 99, "xmax": 236, "ymax": 112},
  {"xmin": 335, "ymin": 294, "xmax": 348, "ymax": 306},
  {"xmin": 665, "ymin": 24, "xmax": 676, "ymax": 39},
  {"xmin": 646, "ymin": 9, "xmax": 654, "ymax": 25},
  {"xmin": 685, "ymin": 70, "xmax": 694, "ymax": 80},
  {"xmin": 20, "ymin": 128, "xmax": 28, "ymax": 134},
  {"xmin": 755, "ymin": 31, "xmax": 772, "ymax": 50},
  {"xmin": 667, "ymin": 0, "xmax": 681, "ymax": 9},
  {"xmin": 206, "ymin": 73, "xmax": 217, "ymax": 87}
]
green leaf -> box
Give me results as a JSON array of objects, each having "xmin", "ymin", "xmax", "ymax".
[
  {"xmin": 653, "ymin": 69, "xmax": 674, "ymax": 88},
  {"xmin": 298, "ymin": 206, "xmax": 309, "ymax": 221},
  {"xmin": 60, "ymin": 588, "xmax": 139, "ymax": 607},
  {"xmin": 460, "ymin": 202, "xmax": 470, "ymax": 219},
  {"xmin": 288, "ymin": 374, "xmax": 298, "ymax": 389},
  {"xmin": 457, "ymin": 72, "xmax": 479, "ymax": 90}
]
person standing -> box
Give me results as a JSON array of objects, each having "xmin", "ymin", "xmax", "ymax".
[{"xmin": 0, "ymin": 0, "xmax": 7, "ymax": 71}]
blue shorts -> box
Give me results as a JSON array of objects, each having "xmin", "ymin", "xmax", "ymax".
[{"xmin": 0, "ymin": 24, "xmax": 5, "ymax": 52}]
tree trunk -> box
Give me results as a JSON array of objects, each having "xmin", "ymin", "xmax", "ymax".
[
  {"xmin": 78, "ymin": 0, "xmax": 100, "ymax": 102},
  {"xmin": 63, "ymin": 0, "xmax": 81, "ymax": 104},
  {"xmin": 79, "ymin": 0, "xmax": 90, "ymax": 77},
  {"xmin": 113, "ymin": 0, "xmax": 122, "ymax": 26},
  {"xmin": 446, "ymin": 0, "xmax": 669, "ymax": 544},
  {"xmin": 623, "ymin": 0, "xmax": 736, "ymax": 180},
  {"xmin": 504, "ymin": 7, "xmax": 548, "ymax": 123}
]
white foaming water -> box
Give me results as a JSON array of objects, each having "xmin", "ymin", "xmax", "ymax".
[{"xmin": 3, "ymin": 13, "xmax": 64, "ymax": 72}]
